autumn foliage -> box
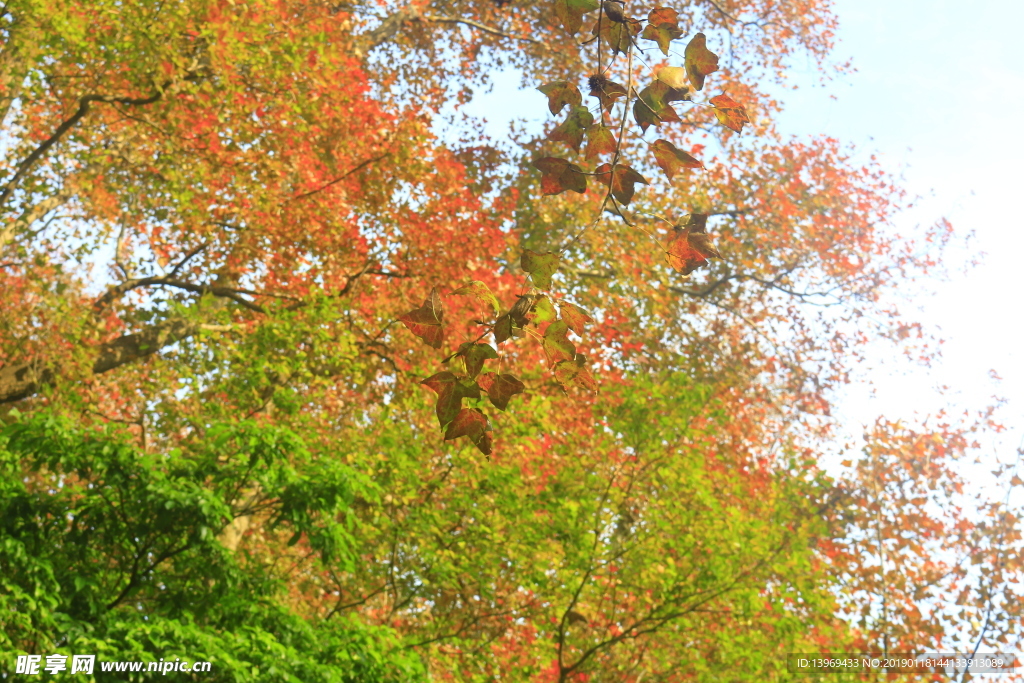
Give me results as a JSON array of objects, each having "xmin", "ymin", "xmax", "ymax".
[{"xmin": 0, "ymin": 0, "xmax": 1021, "ymax": 680}]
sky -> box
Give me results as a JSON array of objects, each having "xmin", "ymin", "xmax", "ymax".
[{"xmin": 461, "ymin": 0, "xmax": 1024, "ymax": 496}]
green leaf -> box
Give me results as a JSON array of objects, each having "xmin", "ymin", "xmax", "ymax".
[
  {"xmin": 591, "ymin": 16, "xmax": 641, "ymax": 55},
  {"xmin": 585, "ymin": 124, "xmax": 617, "ymax": 160},
  {"xmin": 554, "ymin": 354, "xmax": 598, "ymax": 390},
  {"xmin": 650, "ymin": 139, "xmax": 703, "ymax": 180},
  {"xmin": 532, "ymin": 157, "xmax": 587, "ymax": 195},
  {"xmin": 684, "ymin": 33, "xmax": 719, "ymax": 91},
  {"xmin": 477, "ymin": 373, "xmax": 526, "ymax": 410},
  {"xmin": 710, "ymin": 93, "xmax": 750, "ymax": 132},
  {"xmin": 530, "ymin": 295, "xmax": 557, "ymax": 324},
  {"xmin": 594, "ymin": 163, "xmax": 648, "ymax": 205},
  {"xmin": 521, "ymin": 250, "xmax": 561, "ymax": 290},
  {"xmin": 458, "ymin": 342, "xmax": 499, "ymax": 378},
  {"xmin": 552, "ymin": 0, "xmax": 600, "ymax": 35},
  {"xmin": 548, "ymin": 106, "xmax": 594, "ymax": 153},
  {"xmin": 633, "ymin": 81, "xmax": 688, "ymax": 132},
  {"xmin": 559, "ymin": 301, "xmax": 593, "ymax": 336},
  {"xmin": 421, "ymin": 371, "xmax": 482, "ymax": 429},
  {"xmin": 451, "ymin": 280, "xmax": 501, "ymax": 315},
  {"xmin": 537, "ymin": 80, "xmax": 583, "ymax": 115},
  {"xmin": 443, "ymin": 408, "xmax": 493, "ymax": 455},
  {"xmin": 398, "ymin": 288, "xmax": 444, "ymax": 349},
  {"xmin": 543, "ymin": 320, "xmax": 577, "ymax": 364}
]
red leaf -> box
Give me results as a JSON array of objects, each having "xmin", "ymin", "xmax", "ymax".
[
  {"xmin": 532, "ymin": 157, "xmax": 587, "ymax": 195},
  {"xmin": 444, "ymin": 408, "xmax": 493, "ymax": 454},
  {"xmin": 477, "ymin": 372, "xmax": 526, "ymax": 410},
  {"xmin": 650, "ymin": 139, "xmax": 703, "ymax": 180},
  {"xmin": 537, "ymin": 80, "xmax": 583, "ymax": 115},
  {"xmin": 399, "ymin": 288, "xmax": 444, "ymax": 349},
  {"xmin": 458, "ymin": 342, "xmax": 498, "ymax": 378},
  {"xmin": 559, "ymin": 301, "xmax": 593, "ymax": 336},
  {"xmin": 585, "ymin": 125, "xmax": 617, "ymax": 160},
  {"xmin": 594, "ymin": 163, "xmax": 648, "ymax": 205},
  {"xmin": 421, "ymin": 371, "xmax": 482, "ymax": 429},
  {"xmin": 709, "ymin": 93, "xmax": 750, "ymax": 133},
  {"xmin": 666, "ymin": 213, "xmax": 722, "ymax": 276},
  {"xmin": 684, "ymin": 33, "xmax": 719, "ymax": 91}
]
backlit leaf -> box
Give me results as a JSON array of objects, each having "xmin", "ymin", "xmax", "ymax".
[
  {"xmin": 530, "ymin": 295, "xmax": 557, "ymax": 324},
  {"xmin": 654, "ymin": 66, "xmax": 688, "ymax": 90},
  {"xmin": 451, "ymin": 280, "xmax": 501, "ymax": 315},
  {"xmin": 522, "ymin": 250, "xmax": 561, "ymax": 290},
  {"xmin": 458, "ymin": 342, "xmax": 499, "ymax": 378},
  {"xmin": 532, "ymin": 157, "xmax": 587, "ymax": 195},
  {"xmin": 588, "ymin": 77, "xmax": 628, "ymax": 112},
  {"xmin": 633, "ymin": 81, "xmax": 688, "ymax": 132},
  {"xmin": 549, "ymin": 106, "xmax": 594, "ymax": 153},
  {"xmin": 585, "ymin": 124, "xmax": 617, "ymax": 160},
  {"xmin": 553, "ymin": 0, "xmax": 600, "ymax": 35},
  {"xmin": 537, "ymin": 80, "xmax": 583, "ymax": 115},
  {"xmin": 477, "ymin": 372, "xmax": 526, "ymax": 410},
  {"xmin": 399, "ymin": 288, "xmax": 444, "ymax": 349},
  {"xmin": 650, "ymin": 139, "xmax": 703, "ymax": 180},
  {"xmin": 554, "ymin": 354, "xmax": 598, "ymax": 390},
  {"xmin": 666, "ymin": 213, "xmax": 722, "ymax": 275},
  {"xmin": 641, "ymin": 7, "xmax": 684, "ymax": 54},
  {"xmin": 493, "ymin": 314, "xmax": 513, "ymax": 344},
  {"xmin": 421, "ymin": 371, "xmax": 483, "ymax": 429},
  {"xmin": 559, "ymin": 301, "xmax": 594, "ymax": 336},
  {"xmin": 594, "ymin": 163, "xmax": 648, "ymax": 205},
  {"xmin": 591, "ymin": 16, "xmax": 641, "ymax": 55},
  {"xmin": 443, "ymin": 408, "xmax": 493, "ymax": 454},
  {"xmin": 543, "ymin": 320, "xmax": 577, "ymax": 363},
  {"xmin": 709, "ymin": 93, "xmax": 750, "ymax": 132},
  {"xmin": 684, "ymin": 33, "xmax": 719, "ymax": 91}
]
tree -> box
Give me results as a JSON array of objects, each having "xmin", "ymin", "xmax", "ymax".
[{"xmin": 1, "ymin": 0, "xmax": 1021, "ymax": 680}]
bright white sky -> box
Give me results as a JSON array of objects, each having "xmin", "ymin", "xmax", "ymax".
[{"xmin": 462, "ymin": 0, "xmax": 1024, "ymax": 495}]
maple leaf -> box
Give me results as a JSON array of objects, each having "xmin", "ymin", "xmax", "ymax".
[
  {"xmin": 443, "ymin": 408, "xmax": 493, "ymax": 455},
  {"xmin": 399, "ymin": 288, "xmax": 444, "ymax": 349},
  {"xmin": 537, "ymin": 80, "xmax": 583, "ymax": 115},
  {"xmin": 654, "ymin": 66, "xmax": 688, "ymax": 90},
  {"xmin": 684, "ymin": 33, "xmax": 719, "ymax": 91},
  {"xmin": 543, "ymin": 320, "xmax": 577, "ymax": 364},
  {"xmin": 558, "ymin": 301, "xmax": 593, "ymax": 336},
  {"xmin": 594, "ymin": 163, "xmax": 648, "ymax": 205},
  {"xmin": 650, "ymin": 139, "xmax": 703, "ymax": 180},
  {"xmin": 553, "ymin": 0, "xmax": 600, "ymax": 35},
  {"xmin": 641, "ymin": 7, "xmax": 684, "ymax": 55},
  {"xmin": 548, "ymin": 106, "xmax": 594, "ymax": 153},
  {"xmin": 633, "ymin": 81, "xmax": 689, "ymax": 132},
  {"xmin": 554, "ymin": 354, "xmax": 598, "ymax": 390},
  {"xmin": 458, "ymin": 342, "xmax": 499, "ymax": 378},
  {"xmin": 587, "ymin": 75, "xmax": 628, "ymax": 112},
  {"xmin": 591, "ymin": 16, "xmax": 642, "ymax": 55},
  {"xmin": 709, "ymin": 93, "xmax": 750, "ymax": 133},
  {"xmin": 477, "ymin": 372, "xmax": 526, "ymax": 410},
  {"xmin": 666, "ymin": 213, "xmax": 722, "ymax": 276},
  {"xmin": 585, "ymin": 124, "xmax": 617, "ymax": 160},
  {"xmin": 530, "ymin": 295, "xmax": 557, "ymax": 324},
  {"xmin": 451, "ymin": 280, "xmax": 500, "ymax": 316},
  {"xmin": 493, "ymin": 314, "xmax": 513, "ymax": 344},
  {"xmin": 532, "ymin": 157, "xmax": 587, "ymax": 195},
  {"xmin": 421, "ymin": 371, "xmax": 483, "ymax": 429},
  {"xmin": 522, "ymin": 250, "xmax": 561, "ymax": 290}
]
